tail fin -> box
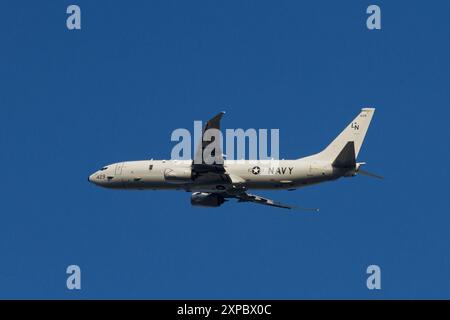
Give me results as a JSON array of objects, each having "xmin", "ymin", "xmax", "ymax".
[
  {"xmin": 313, "ymin": 108, "xmax": 375, "ymax": 161},
  {"xmin": 332, "ymin": 141, "xmax": 356, "ymax": 168}
]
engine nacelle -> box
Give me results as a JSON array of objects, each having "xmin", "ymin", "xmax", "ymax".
[
  {"xmin": 191, "ymin": 192, "xmax": 226, "ymax": 207},
  {"xmin": 164, "ymin": 168, "xmax": 193, "ymax": 184}
]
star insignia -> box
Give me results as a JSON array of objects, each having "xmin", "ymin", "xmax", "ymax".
[{"xmin": 252, "ymin": 166, "xmax": 261, "ymax": 175}]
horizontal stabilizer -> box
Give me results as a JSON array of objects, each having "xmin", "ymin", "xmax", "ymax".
[{"xmin": 358, "ymin": 169, "xmax": 384, "ymax": 179}]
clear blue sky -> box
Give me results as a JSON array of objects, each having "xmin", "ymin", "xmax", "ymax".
[{"xmin": 1, "ymin": 1, "xmax": 449, "ymax": 299}]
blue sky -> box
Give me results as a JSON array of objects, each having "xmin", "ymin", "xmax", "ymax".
[{"xmin": 1, "ymin": 1, "xmax": 449, "ymax": 299}]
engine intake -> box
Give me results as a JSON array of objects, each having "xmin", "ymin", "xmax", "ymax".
[{"xmin": 191, "ymin": 192, "xmax": 226, "ymax": 207}]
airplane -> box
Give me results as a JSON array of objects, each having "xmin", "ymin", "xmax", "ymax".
[{"xmin": 88, "ymin": 108, "xmax": 381, "ymax": 210}]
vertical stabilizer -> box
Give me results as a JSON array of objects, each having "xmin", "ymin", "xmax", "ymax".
[{"xmin": 312, "ymin": 108, "xmax": 375, "ymax": 161}]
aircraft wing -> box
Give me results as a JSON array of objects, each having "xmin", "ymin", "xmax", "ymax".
[
  {"xmin": 224, "ymin": 190, "xmax": 319, "ymax": 211},
  {"xmin": 232, "ymin": 192, "xmax": 294, "ymax": 209}
]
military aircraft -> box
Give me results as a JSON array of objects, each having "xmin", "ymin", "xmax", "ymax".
[{"xmin": 88, "ymin": 108, "xmax": 381, "ymax": 210}]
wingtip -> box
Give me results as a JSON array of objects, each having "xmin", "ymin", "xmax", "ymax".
[
  {"xmin": 210, "ymin": 111, "xmax": 226, "ymax": 121},
  {"xmin": 292, "ymin": 206, "xmax": 320, "ymax": 212}
]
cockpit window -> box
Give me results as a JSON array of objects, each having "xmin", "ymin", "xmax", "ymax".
[{"xmin": 100, "ymin": 166, "xmax": 108, "ymax": 171}]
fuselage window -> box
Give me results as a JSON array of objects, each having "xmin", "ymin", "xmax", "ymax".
[{"xmin": 149, "ymin": 165, "xmax": 153, "ymax": 170}]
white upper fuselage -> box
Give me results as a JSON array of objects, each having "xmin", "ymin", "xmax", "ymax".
[{"xmin": 88, "ymin": 157, "xmax": 349, "ymax": 192}]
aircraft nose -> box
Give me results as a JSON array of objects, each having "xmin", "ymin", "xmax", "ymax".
[{"xmin": 88, "ymin": 173, "xmax": 95, "ymax": 184}]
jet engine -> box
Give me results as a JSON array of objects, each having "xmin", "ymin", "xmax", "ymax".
[
  {"xmin": 191, "ymin": 192, "xmax": 226, "ymax": 207},
  {"xmin": 164, "ymin": 168, "xmax": 193, "ymax": 184}
]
